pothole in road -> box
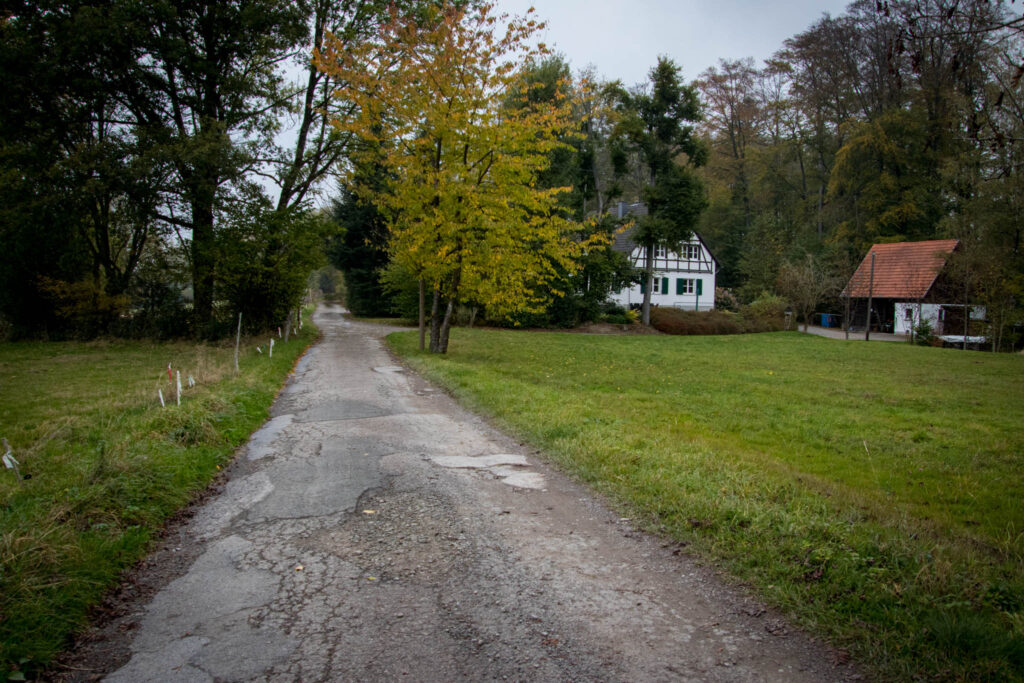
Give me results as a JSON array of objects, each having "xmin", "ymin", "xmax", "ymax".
[
  {"xmin": 247, "ymin": 414, "xmax": 295, "ymax": 460},
  {"xmin": 292, "ymin": 399, "xmax": 398, "ymax": 423},
  {"xmin": 431, "ymin": 454, "xmax": 546, "ymax": 491},
  {"xmin": 432, "ymin": 454, "xmax": 528, "ymax": 469},
  {"xmin": 303, "ymin": 489, "xmax": 473, "ymax": 583}
]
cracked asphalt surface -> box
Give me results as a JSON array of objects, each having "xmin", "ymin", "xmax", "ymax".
[{"xmin": 71, "ymin": 304, "xmax": 858, "ymax": 682}]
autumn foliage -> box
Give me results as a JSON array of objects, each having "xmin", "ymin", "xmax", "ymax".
[{"xmin": 316, "ymin": 2, "xmax": 599, "ymax": 352}]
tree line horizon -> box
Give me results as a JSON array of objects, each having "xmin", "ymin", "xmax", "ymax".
[{"xmin": 2, "ymin": 1, "xmax": 1021, "ymax": 349}]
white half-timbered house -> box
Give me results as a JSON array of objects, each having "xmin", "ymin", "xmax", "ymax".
[{"xmin": 607, "ymin": 203, "xmax": 718, "ymax": 311}]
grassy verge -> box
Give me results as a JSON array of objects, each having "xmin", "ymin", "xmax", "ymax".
[
  {"xmin": 0, "ymin": 318, "xmax": 317, "ymax": 679},
  {"xmin": 389, "ymin": 328, "xmax": 1024, "ymax": 682}
]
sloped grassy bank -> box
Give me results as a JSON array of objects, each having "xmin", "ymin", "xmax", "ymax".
[
  {"xmin": 389, "ymin": 328, "xmax": 1024, "ymax": 682},
  {"xmin": 0, "ymin": 320, "xmax": 317, "ymax": 679}
]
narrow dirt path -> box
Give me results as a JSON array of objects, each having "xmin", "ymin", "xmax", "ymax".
[{"xmin": 67, "ymin": 304, "xmax": 858, "ymax": 682}]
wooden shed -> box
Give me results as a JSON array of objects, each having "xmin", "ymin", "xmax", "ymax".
[{"xmin": 841, "ymin": 239, "xmax": 981, "ymax": 335}]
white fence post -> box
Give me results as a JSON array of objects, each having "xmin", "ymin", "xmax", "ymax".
[
  {"xmin": 2, "ymin": 438, "xmax": 23, "ymax": 483},
  {"xmin": 234, "ymin": 312, "xmax": 242, "ymax": 373}
]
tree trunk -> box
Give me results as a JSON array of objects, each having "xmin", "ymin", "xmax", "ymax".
[
  {"xmin": 817, "ymin": 181, "xmax": 825, "ymax": 239},
  {"xmin": 429, "ymin": 288, "xmax": 441, "ymax": 352},
  {"xmin": 437, "ymin": 296, "xmax": 456, "ymax": 354},
  {"xmin": 434, "ymin": 268, "xmax": 461, "ymax": 354},
  {"xmin": 995, "ymin": 299, "xmax": 1006, "ymax": 353},
  {"xmin": 191, "ymin": 195, "xmax": 216, "ymax": 335},
  {"xmin": 418, "ymin": 278, "xmax": 425, "ymax": 351},
  {"xmin": 641, "ymin": 240, "xmax": 655, "ymax": 326},
  {"xmin": 962, "ymin": 277, "xmax": 969, "ymax": 351}
]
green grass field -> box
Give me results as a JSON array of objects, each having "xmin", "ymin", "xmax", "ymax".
[
  {"xmin": 0, "ymin": 321, "xmax": 316, "ymax": 679},
  {"xmin": 389, "ymin": 329, "xmax": 1024, "ymax": 682}
]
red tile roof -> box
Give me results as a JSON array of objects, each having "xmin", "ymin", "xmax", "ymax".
[{"xmin": 843, "ymin": 239, "xmax": 960, "ymax": 299}]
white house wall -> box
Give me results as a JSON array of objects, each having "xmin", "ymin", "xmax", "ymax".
[
  {"xmin": 893, "ymin": 302, "xmax": 986, "ymax": 335},
  {"xmin": 894, "ymin": 303, "xmax": 941, "ymax": 335},
  {"xmin": 610, "ymin": 241, "xmax": 717, "ymax": 311},
  {"xmin": 610, "ymin": 273, "xmax": 716, "ymax": 310}
]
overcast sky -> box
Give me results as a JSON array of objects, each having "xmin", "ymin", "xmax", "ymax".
[{"xmin": 491, "ymin": 0, "xmax": 854, "ymax": 85}]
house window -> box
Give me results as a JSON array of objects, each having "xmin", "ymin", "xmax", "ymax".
[
  {"xmin": 655, "ymin": 245, "xmax": 667, "ymax": 259},
  {"xmin": 641, "ymin": 278, "xmax": 665, "ymax": 295},
  {"xmin": 682, "ymin": 244, "xmax": 700, "ymax": 260},
  {"xmin": 905, "ymin": 308, "xmax": 913, "ymax": 320},
  {"xmin": 677, "ymin": 278, "xmax": 695, "ymax": 295}
]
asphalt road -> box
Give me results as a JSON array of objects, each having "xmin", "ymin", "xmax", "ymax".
[{"xmin": 79, "ymin": 304, "xmax": 857, "ymax": 682}]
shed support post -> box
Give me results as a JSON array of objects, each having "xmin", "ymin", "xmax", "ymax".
[
  {"xmin": 865, "ymin": 252, "xmax": 875, "ymax": 342},
  {"xmin": 844, "ymin": 295, "xmax": 850, "ymax": 340}
]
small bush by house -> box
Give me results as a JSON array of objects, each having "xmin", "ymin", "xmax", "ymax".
[{"xmin": 649, "ymin": 297, "xmax": 785, "ymax": 336}]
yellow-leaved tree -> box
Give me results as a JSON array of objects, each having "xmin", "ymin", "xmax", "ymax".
[{"xmin": 316, "ymin": 1, "xmax": 597, "ymax": 353}]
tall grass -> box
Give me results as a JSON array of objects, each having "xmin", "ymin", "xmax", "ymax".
[
  {"xmin": 0, "ymin": 322, "xmax": 316, "ymax": 679},
  {"xmin": 389, "ymin": 328, "xmax": 1024, "ymax": 681}
]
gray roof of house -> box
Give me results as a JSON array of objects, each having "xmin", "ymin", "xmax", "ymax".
[
  {"xmin": 611, "ymin": 224, "xmax": 640, "ymax": 254},
  {"xmin": 609, "ymin": 202, "xmax": 719, "ymax": 267},
  {"xmin": 610, "ymin": 203, "xmax": 647, "ymax": 254}
]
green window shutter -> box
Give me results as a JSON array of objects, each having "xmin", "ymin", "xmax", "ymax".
[
  {"xmin": 696, "ymin": 280, "xmax": 703, "ymax": 296},
  {"xmin": 661, "ymin": 277, "xmax": 668, "ymax": 294},
  {"xmin": 676, "ymin": 278, "xmax": 684, "ymax": 295},
  {"xmin": 640, "ymin": 280, "xmax": 645, "ymax": 294}
]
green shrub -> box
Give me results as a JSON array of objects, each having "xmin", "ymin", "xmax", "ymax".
[
  {"xmin": 723, "ymin": 291, "xmax": 788, "ymax": 333},
  {"xmin": 741, "ymin": 291, "xmax": 787, "ymax": 330},
  {"xmin": 715, "ymin": 287, "xmax": 740, "ymax": 312},
  {"xmin": 600, "ymin": 303, "xmax": 633, "ymax": 326},
  {"xmin": 649, "ymin": 307, "xmax": 746, "ymax": 335},
  {"xmin": 648, "ymin": 297, "xmax": 788, "ymax": 336},
  {"xmin": 914, "ymin": 319, "xmax": 936, "ymax": 346}
]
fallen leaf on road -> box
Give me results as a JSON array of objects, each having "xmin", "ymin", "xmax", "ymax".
[{"xmin": 362, "ymin": 509, "xmax": 377, "ymax": 515}]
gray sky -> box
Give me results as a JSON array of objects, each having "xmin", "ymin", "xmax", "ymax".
[{"xmin": 492, "ymin": 0, "xmax": 854, "ymax": 85}]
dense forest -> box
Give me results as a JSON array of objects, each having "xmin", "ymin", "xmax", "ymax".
[
  {"xmin": 335, "ymin": 0, "xmax": 1024, "ymax": 345},
  {"xmin": 0, "ymin": 0, "xmax": 413, "ymax": 338},
  {"xmin": 2, "ymin": 1, "xmax": 1022, "ymax": 346},
  {"xmin": 693, "ymin": 0, "xmax": 1023, "ymax": 326}
]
